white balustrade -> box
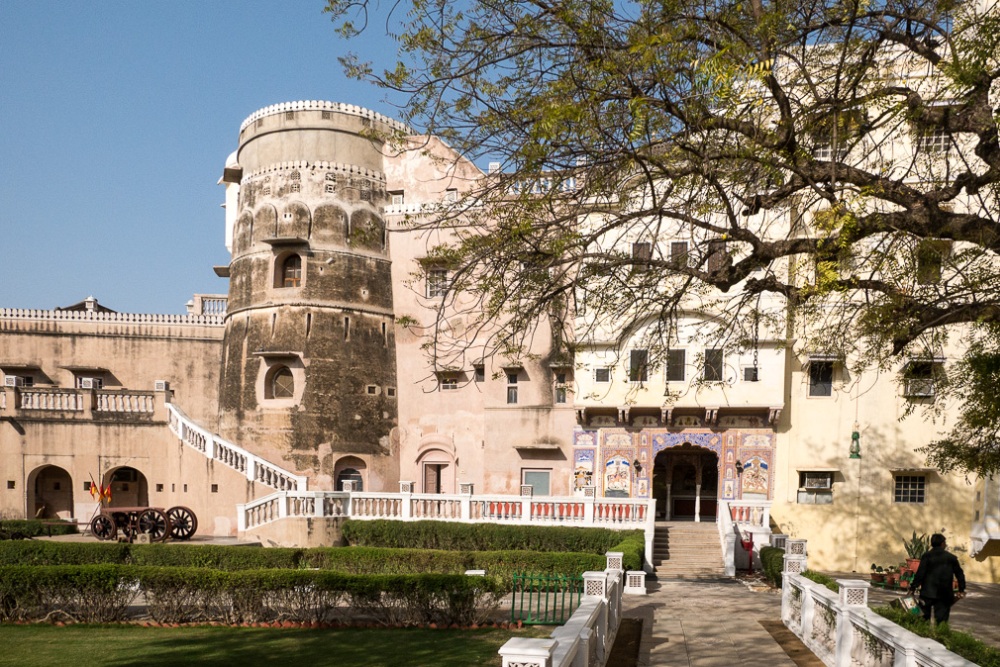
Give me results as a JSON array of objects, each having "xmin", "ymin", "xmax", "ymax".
[
  {"xmin": 18, "ymin": 389, "xmax": 84, "ymax": 411},
  {"xmin": 499, "ymin": 569, "xmax": 624, "ymax": 667},
  {"xmin": 781, "ymin": 573, "xmax": 978, "ymax": 667},
  {"xmin": 167, "ymin": 403, "xmax": 307, "ymax": 492},
  {"xmin": 0, "ymin": 307, "xmax": 224, "ymax": 326},
  {"xmin": 95, "ymin": 390, "xmax": 155, "ymax": 414}
]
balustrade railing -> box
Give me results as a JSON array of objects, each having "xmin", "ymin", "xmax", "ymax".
[
  {"xmin": 782, "ymin": 572, "xmax": 978, "ymax": 667},
  {"xmin": 95, "ymin": 390, "xmax": 155, "ymax": 414},
  {"xmin": 0, "ymin": 307, "xmax": 224, "ymax": 326},
  {"xmin": 17, "ymin": 388, "xmax": 84, "ymax": 411},
  {"xmin": 167, "ymin": 404, "xmax": 307, "ymax": 492},
  {"xmin": 239, "ymin": 488, "xmax": 656, "ymax": 570}
]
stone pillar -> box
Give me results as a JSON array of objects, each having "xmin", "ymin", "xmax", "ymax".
[{"xmin": 498, "ymin": 638, "xmax": 556, "ymax": 667}]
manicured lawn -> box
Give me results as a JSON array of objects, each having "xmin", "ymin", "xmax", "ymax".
[{"xmin": 0, "ymin": 624, "xmax": 553, "ymax": 666}]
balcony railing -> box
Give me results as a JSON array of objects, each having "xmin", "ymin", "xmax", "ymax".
[{"xmin": 3, "ymin": 387, "xmax": 159, "ymax": 416}]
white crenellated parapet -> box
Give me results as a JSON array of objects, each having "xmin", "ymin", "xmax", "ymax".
[{"xmin": 238, "ymin": 100, "xmax": 411, "ymax": 134}]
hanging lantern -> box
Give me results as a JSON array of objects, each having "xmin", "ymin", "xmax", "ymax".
[{"xmin": 849, "ymin": 423, "xmax": 861, "ymax": 459}]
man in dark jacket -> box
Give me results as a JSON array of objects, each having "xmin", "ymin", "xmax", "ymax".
[{"xmin": 911, "ymin": 533, "xmax": 966, "ymax": 624}]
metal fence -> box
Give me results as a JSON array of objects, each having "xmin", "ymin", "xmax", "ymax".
[{"xmin": 511, "ymin": 573, "xmax": 584, "ymax": 625}]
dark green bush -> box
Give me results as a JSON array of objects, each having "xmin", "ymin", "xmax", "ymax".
[
  {"xmin": 128, "ymin": 544, "xmax": 302, "ymax": 569},
  {"xmin": 802, "ymin": 570, "xmax": 838, "ymax": 592},
  {"xmin": 0, "ymin": 519, "xmax": 78, "ymax": 539},
  {"xmin": 341, "ymin": 520, "xmax": 641, "ymax": 555},
  {"xmin": 876, "ymin": 606, "xmax": 1000, "ymax": 667},
  {"xmin": 0, "ymin": 540, "xmax": 131, "ymax": 566},
  {"xmin": 0, "ymin": 564, "xmax": 505, "ymax": 626},
  {"xmin": 0, "ymin": 564, "xmax": 138, "ymax": 622},
  {"xmin": 760, "ymin": 546, "xmax": 784, "ymax": 588}
]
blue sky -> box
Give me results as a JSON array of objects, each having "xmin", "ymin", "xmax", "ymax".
[{"xmin": 0, "ymin": 1, "xmax": 403, "ymax": 313}]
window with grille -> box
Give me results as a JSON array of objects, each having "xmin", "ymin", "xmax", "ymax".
[
  {"xmin": 440, "ymin": 377, "xmax": 458, "ymax": 391},
  {"xmin": 707, "ymin": 240, "xmax": 727, "ymax": 273},
  {"xmin": 808, "ymin": 361, "xmax": 834, "ymax": 397},
  {"xmin": 893, "ymin": 475, "xmax": 926, "ymax": 503},
  {"xmin": 903, "ymin": 360, "xmax": 940, "ymax": 398},
  {"xmin": 629, "ymin": 349, "xmax": 649, "ymax": 382},
  {"xmin": 280, "ymin": 255, "xmax": 302, "ymax": 288},
  {"xmin": 506, "ymin": 373, "xmax": 519, "ymax": 404},
  {"xmin": 916, "ymin": 126, "xmax": 950, "ymax": 153},
  {"xmin": 594, "ymin": 367, "xmax": 611, "ymax": 383},
  {"xmin": 669, "ymin": 241, "xmax": 689, "ymax": 268},
  {"xmin": 916, "ymin": 240, "xmax": 951, "ymax": 285},
  {"xmin": 426, "ymin": 268, "xmax": 451, "ymax": 298},
  {"xmin": 666, "ymin": 349, "xmax": 686, "ymax": 382},
  {"xmin": 703, "ymin": 349, "xmax": 724, "ymax": 381},
  {"xmin": 632, "ymin": 242, "xmax": 652, "ymax": 272},
  {"xmin": 554, "ymin": 372, "xmax": 568, "ymax": 404},
  {"xmin": 270, "ymin": 367, "xmax": 294, "ymax": 399}
]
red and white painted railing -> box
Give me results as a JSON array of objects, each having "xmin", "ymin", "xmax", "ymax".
[{"xmin": 238, "ymin": 483, "xmax": 657, "ymax": 570}]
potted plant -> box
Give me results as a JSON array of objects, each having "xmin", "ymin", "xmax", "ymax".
[
  {"xmin": 902, "ymin": 531, "xmax": 929, "ymax": 571},
  {"xmin": 885, "ymin": 565, "xmax": 900, "ymax": 588},
  {"xmin": 870, "ymin": 563, "xmax": 886, "ymax": 584}
]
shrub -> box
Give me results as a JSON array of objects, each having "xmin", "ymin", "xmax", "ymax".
[
  {"xmin": 0, "ymin": 540, "xmax": 130, "ymax": 566},
  {"xmin": 128, "ymin": 544, "xmax": 302, "ymax": 570},
  {"xmin": 0, "ymin": 520, "xmax": 78, "ymax": 540},
  {"xmin": 341, "ymin": 520, "xmax": 640, "ymax": 555},
  {"xmin": 759, "ymin": 546, "xmax": 784, "ymax": 588},
  {"xmin": 0, "ymin": 565, "xmax": 138, "ymax": 623},
  {"xmin": 875, "ymin": 606, "xmax": 1000, "ymax": 667},
  {"xmin": 802, "ymin": 570, "xmax": 838, "ymax": 592}
]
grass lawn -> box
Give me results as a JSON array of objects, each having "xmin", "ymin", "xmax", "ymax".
[{"xmin": 0, "ymin": 624, "xmax": 554, "ymax": 667}]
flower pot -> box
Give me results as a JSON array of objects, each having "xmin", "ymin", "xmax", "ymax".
[
  {"xmin": 886, "ymin": 573, "xmax": 899, "ymax": 587},
  {"xmin": 905, "ymin": 558, "xmax": 921, "ymax": 572},
  {"xmin": 871, "ymin": 573, "xmax": 886, "ymax": 584}
]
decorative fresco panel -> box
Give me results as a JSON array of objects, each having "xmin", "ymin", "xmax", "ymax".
[
  {"xmin": 604, "ymin": 455, "xmax": 632, "ymax": 497},
  {"xmin": 573, "ymin": 448, "xmax": 595, "ymax": 490}
]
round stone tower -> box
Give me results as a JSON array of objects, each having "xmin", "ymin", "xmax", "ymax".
[{"xmin": 217, "ymin": 101, "xmax": 403, "ymax": 491}]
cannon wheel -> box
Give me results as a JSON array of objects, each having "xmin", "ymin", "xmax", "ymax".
[
  {"xmin": 112, "ymin": 511, "xmax": 133, "ymax": 539},
  {"xmin": 90, "ymin": 513, "xmax": 117, "ymax": 541},
  {"xmin": 137, "ymin": 508, "xmax": 171, "ymax": 542},
  {"xmin": 166, "ymin": 506, "xmax": 198, "ymax": 540}
]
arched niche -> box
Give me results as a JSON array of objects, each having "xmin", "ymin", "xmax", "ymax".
[
  {"xmin": 26, "ymin": 465, "xmax": 74, "ymax": 520},
  {"xmin": 102, "ymin": 466, "xmax": 149, "ymax": 508}
]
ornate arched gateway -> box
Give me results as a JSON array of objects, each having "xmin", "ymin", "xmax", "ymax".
[{"xmin": 572, "ymin": 426, "xmax": 775, "ymax": 518}]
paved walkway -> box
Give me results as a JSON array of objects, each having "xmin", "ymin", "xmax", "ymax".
[
  {"xmin": 619, "ymin": 574, "xmax": 1000, "ymax": 667},
  {"xmin": 620, "ymin": 577, "xmax": 815, "ymax": 667}
]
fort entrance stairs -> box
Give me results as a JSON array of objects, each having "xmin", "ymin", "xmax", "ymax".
[{"xmin": 652, "ymin": 521, "xmax": 725, "ymax": 579}]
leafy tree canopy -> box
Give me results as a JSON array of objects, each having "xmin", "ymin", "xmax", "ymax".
[{"xmin": 326, "ymin": 0, "xmax": 1000, "ymax": 475}]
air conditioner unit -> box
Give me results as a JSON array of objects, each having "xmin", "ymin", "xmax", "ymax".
[
  {"xmin": 154, "ymin": 380, "xmax": 170, "ymax": 392},
  {"xmin": 390, "ymin": 194, "xmax": 404, "ymax": 206},
  {"xmin": 803, "ymin": 473, "xmax": 833, "ymax": 490},
  {"xmin": 79, "ymin": 378, "xmax": 96, "ymax": 389},
  {"xmin": 4, "ymin": 376, "xmax": 24, "ymax": 387},
  {"xmin": 904, "ymin": 379, "xmax": 935, "ymax": 397}
]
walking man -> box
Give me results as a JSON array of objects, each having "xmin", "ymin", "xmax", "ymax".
[{"xmin": 911, "ymin": 533, "xmax": 966, "ymax": 624}]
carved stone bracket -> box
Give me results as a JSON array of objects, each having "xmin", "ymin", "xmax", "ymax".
[
  {"xmin": 768, "ymin": 407, "xmax": 782, "ymax": 425},
  {"xmin": 660, "ymin": 406, "xmax": 673, "ymax": 426},
  {"xmin": 704, "ymin": 407, "xmax": 720, "ymax": 426},
  {"xmin": 618, "ymin": 405, "xmax": 631, "ymax": 424},
  {"xmin": 576, "ymin": 407, "xmax": 587, "ymax": 424}
]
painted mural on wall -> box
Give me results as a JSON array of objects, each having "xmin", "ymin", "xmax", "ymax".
[{"xmin": 573, "ymin": 427, "xmax": 775, "ymax": 501}]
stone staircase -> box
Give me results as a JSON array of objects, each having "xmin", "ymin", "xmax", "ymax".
[{"xmin": 652, "ymin": 521, "xmax": 727, "ymax": 579}]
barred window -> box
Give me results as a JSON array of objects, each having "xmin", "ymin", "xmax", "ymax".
[{"xmin": 893, "ymin": 475, "xmax": 926, "ymax": 504}]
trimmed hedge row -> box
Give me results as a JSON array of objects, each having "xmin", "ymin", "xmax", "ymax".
[
  {"xmin": 0, "ymin": 520, "xmax": 78, "ymax": 540},
  {"xmin": 0, "ymin": 542, "xmax": 612, "ymax": 580},
  {"xmin": 341, "ymin": 520, "xmax": 638, "ymax": 553},
  {"xmin": 0, "ymin": 565, "xmax": 505, "ymax": 626},
  {"xmin": 0, "ymin": 522, "xmax": 645, "ymax": 573},
  {"xmin": 760, "ymin": 546, "xmax": 784, "ymax": 588}
]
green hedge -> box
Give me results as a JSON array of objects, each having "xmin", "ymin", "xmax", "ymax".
[
  {"xmin": 0, "ymin": 522, "xmax": 644, "ymax": 574},
  {"xmin": 341, "ymin": 520, "xmax": 640, "ymax": 554},
  {"xmin": 0, "ymin": 520, "xmax": 78, "ymax": 540},
  {"xmin": 759, "ymin": 546, "xmax": 784, "ymax": 588},
  {"xmin": 876, "ymin": 606, "xmax": 1000, "ymax": 667},
  {"xmin": 0, "ymin": 565, "xmax": 505, "ymax": 626}
]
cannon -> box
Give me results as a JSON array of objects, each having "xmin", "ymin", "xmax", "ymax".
[{"xmin": 89, "ymin": 505, "xmax": 197, "ymax": 542}]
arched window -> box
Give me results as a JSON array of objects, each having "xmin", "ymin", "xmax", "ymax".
[
  {"xmin": 336, "ymin": 468, "xmax": 364, "ymax": 491},
  {"xmin": 270, "ymin": 366, "xmax": 294, "ymax": 398},
  {"xmin": 280, "ymin": 254, "xmax": 302, "ymax": 288}
]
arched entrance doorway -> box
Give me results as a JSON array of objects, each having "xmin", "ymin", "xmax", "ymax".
[
  {"xmin": 652, "ymin": 444, "xmax": 719, "ymax": 521},
  {"xmin": 334, "ymin": 455, "xmax": 366, "ymax": 491},
  {"xmin": 27, "ymin": 465, "xmax": 74, "ymax": 519},
  {"xmin": 104, "ymin": 467, "xmax": 148, "ymax": 508}
]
